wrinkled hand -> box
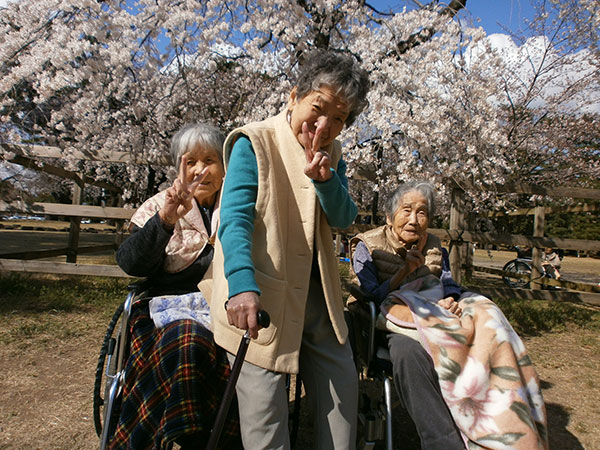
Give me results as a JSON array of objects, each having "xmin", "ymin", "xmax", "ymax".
[
  {"xmin": 226, "ymin": 291, "xmax": 262, "ymax": 339},
  {"xmin": 405, "ymin": 246, "xmax": 425, "ymax": 274},
  {"xmin": 437, "ymin": 297, "xmax": 462, "ymax": 317},
  {"xmin": 404, "ymin": 234, "xmax": 429, "ymax": 274},
  {"xmin": 159, "ymin": 154, "xmax": 206, "ymax": 226},
  {"xmin": 390, "ymin": 237, "xmax": 429, "ymax": 291},
  {"xmin": 301, "ymin": 121, "xmax": 333, "ymax": 182}
]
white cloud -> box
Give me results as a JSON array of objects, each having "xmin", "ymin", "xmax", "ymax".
[{"xmin": 483, "ymin": 33, "xmax": 600, "ymax": 114}]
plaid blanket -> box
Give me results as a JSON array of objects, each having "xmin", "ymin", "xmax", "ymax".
[{"xmin": 108, "ymin": 299, "xmax": 242, "ymax": 450}]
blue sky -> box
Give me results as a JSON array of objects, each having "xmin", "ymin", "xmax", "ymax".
[
  {"xmin": 0, "ymin": 0, "xmax": 538, "ymax": 36},
  {"xmin": 368, "ymin": 0, "xmax": 537, "ymax": 35}
]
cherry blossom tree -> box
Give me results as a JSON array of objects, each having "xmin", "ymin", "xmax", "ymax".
[
  {"xmin": 491, "ymin": 0, "xmax": 600, "ymax": 191},
  {"xmin": 0, "ymin": 0, "xmax": 597, "ymax": 212}
]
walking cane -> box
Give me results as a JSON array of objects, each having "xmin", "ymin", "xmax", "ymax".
[{"xmin": 206, "ymin": 309, "xmax": 270, "ymax": 450}]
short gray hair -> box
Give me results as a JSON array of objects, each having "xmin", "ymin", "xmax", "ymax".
[
  {"xmin": 170, "ymin": 123, "xmax": 224, "ymax": 171},
  {"xmin": 295, "ymin": 50, "xmax": 370, "ymax": 127},
  {"xmin": 385, "ymin": 181, "xmax": 436, "ymax": 220}
]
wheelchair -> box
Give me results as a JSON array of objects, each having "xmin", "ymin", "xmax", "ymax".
[
  {"xmin": 93, "ymin": 280, "xmax": 148, "ymax": 450},
  {"xmin": 346, "ymin": 284, "xmax": 396, "ymax": 450},
  {"xmin": 502, "ymin": 257, "xmax": 560, "ymax": 289},
  {"xmin": 93, "ymin": 281, "xmax": 303, "ymax": 450}
]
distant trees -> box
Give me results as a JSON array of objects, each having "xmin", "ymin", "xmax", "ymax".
[{"xmin": 1, "ymin": 0, "xmax": 598, "ymax": 212}]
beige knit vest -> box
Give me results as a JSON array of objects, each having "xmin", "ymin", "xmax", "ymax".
[
  {"xmin": 210, "ymin": 110, "xmax": 347, "ymax": 373},
  {"xmin": 350, "ymin": 225, "xmax": 443, "ymax": 285}
]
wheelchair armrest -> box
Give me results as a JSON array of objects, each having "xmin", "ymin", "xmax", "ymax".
[
  {"xmin": 126, "ymin": 278, "xmax": 152, "ymax": 294},
  {"xmin": 347, "ymin": 284, "xmax": 379, "ymax": 369},
  {"xmin": 349, "ymin": 283, "xmax": 379, "ymax": 304}
]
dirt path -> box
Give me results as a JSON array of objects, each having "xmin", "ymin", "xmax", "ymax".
[{"xmin": 529, "ymin": 328, "xmax": 600, "ymax": 450}]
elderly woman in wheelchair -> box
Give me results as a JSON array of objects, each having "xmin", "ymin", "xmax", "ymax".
[
  {"xmin": 349, "ymin": 181, "xmax": 548, "ymax": 450},
  {"xmin": 104, "ymin": 123, "xmax": 242, "ymax": 449}
]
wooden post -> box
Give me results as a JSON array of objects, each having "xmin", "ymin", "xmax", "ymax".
[
  {"xmin": 115, "ymin": 220, "xmax": 126, "ymax": 247},
  {"xmin": 531, "ymin": 205, "xmax": 545, "ymax": 289},
  {"xmin": 66, "ymin": 173, "xmax": 84, "ymax": 263},
  {"xmin": 464, "ymin": 212, "xmax": 475, "ymax": 283},
  {"xmin": 449, "ymin": 185, "xmax": 465, "ymax": 284},
  {"xmin": 335, "ymin": 233, "xmax": 342, "ymax": 256}
]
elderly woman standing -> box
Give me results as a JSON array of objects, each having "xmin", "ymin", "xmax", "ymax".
[
  {"xmin": 351, "ymin": 181, "xmax": 548, "ymax": 450},
  {"xmin": 210, "ymin": 50, "xmax": 370, "ymax": 449},
  {"xmin": 110, "ymin": 123, "xmax": 241, "ymax": 450}
]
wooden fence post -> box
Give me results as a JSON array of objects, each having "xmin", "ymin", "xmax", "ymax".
[
  {"xmin": 531, "ymin": 205, "xmax": 545, "ymax": 289},
  {"xmin": 335, "ymin": 233, "xmax": 342, "ymax": 256},
  {"xmin": 66, "ymin": 173, "xmax": 84, "ymax": 263},
  {"xmin": 449, "ymin": 185, "xmax": 465, "ymax": 284},
  {"xmin": 464, "ymin": 212, "xmax": 475, "ymax": 283}
]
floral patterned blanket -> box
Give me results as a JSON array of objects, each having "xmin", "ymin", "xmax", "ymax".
[
  {"xmin": 149, "ymin": 291, "xmax": 211, "ymax": 329},
  {"xmin": 385, "ymin": 275, "xmax": 549, "ymax": 450}
]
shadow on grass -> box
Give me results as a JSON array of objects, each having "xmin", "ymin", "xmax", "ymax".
[{"xmin": 546, "ymin": 401, "xmax": 585, "ymax": 450}]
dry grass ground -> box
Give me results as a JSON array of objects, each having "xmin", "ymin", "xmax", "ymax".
[
  {"xmin": 0, "ymin": 226, "xmax": 599, "ymax": 449},
  {"xmin": 0, "ymin": 272, "xmax": 598, "ymax": 450}
]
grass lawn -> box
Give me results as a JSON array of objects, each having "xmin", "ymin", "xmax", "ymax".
[{"xmin": 0, "ymin": 270, "xmax": 598, "ymax": 449}]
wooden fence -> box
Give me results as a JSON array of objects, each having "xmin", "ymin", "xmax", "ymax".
[
  {"xmin": 0, "ymin": 199, "xmax": 133, "ymax": 277},
  {"xmin": 335, "ymin": 181, "xmax": 600, "ymax": 306},
  {"xmin": 1, "ymin": 143, "xmax": 135, "ymax": 277},
  {"xmin": 1, "ymin": 143, "xmax": 599, "ymax": 304}
]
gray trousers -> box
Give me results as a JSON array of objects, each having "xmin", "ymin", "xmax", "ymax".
[
  {"xmin": 228, "ymin": 272, "xmax": 357, "ymax": 450},
  {"xmin": 387, "ymin": 333, "xmax": 465, "ymax": 450}
]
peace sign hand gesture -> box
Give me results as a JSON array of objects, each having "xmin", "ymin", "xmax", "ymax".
[
  {"xmin": 159, "ymin": 154, "xmax": 206, "ymax": 227},
  {"xmin": 301, "ymin": 121, "xmax": 333, "ymax": 182}
]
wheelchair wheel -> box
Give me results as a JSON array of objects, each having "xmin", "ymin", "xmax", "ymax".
[
  {"xmin": 502, "ymin": 260, "xmax": 532, "ymax": 289},
  {"xmin": 93, "ymin": 301, "xmax": 125, "ymax": 438}
]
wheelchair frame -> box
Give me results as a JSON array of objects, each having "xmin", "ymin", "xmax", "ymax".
[
  {"xmin": 347, "ymin": 284, "xmax": 395, "ymax": 450},
  {"xmin": 93, "ymin": 282, "xmax": 143, "ymax": 450},
  {"xmin": 502, "ymin": 257, "xmax": 559, "ymax": 289},
  {"xmin": 93, "ymin": 282, "xmax": 303, "ymax": 449}
]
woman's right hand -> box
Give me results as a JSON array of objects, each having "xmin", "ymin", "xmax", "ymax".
[
  {"xmin": 404, "ymin": 245, "xmax": 425, "ymax": 274},
  {"xmin": 226, "ymin": 291, "xmax": 263, "ymax": 339},
  {"xmin": 389, "ymin": 240, "xmax": 426, "ymax": 291},
  {"xmin": 438, "ymin": 297, "xmax": 462, "ymax": 317},
  {"xmin": 301, "ymin": 121, "xmax": 333, "ymax": 182},
  {"xmin": 159, "ymin": 154, "xmax": 206, "ymax": 227}
]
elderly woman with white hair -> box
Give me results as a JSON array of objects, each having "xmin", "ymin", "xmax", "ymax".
[
  {"xmin": 350, "ymin": 181, "xmax": 548, "ymax": 450},
  {"xmin": 110, "ymin": 123, "xmax": 241, "ymax": 450}
]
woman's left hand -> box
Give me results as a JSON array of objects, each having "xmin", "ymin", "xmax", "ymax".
[
  {"xmin": 438, "ymin": 297, "xmax": 462, "ymax": 317},
  {"xmin": 301, "ymin": 121, "xmax": 333, "ymax": 182}
]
